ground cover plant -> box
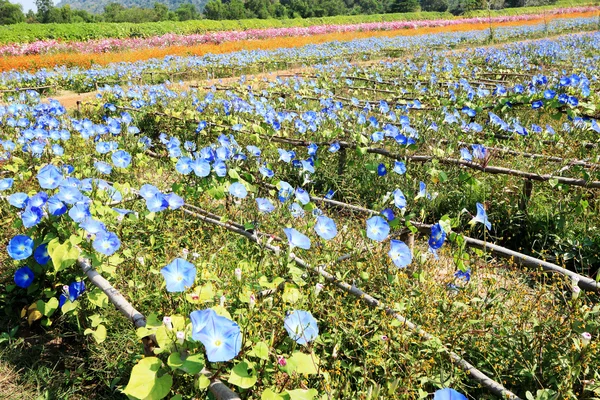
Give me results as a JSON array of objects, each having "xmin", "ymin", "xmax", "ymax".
[{"xmin": 0, "ymin": 16, "xmax": 600, "ymax": 400}]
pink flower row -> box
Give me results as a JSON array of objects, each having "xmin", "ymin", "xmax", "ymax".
[{"xmin": 1, "ymin": 6, "xmax": 597, "ymax": 57}]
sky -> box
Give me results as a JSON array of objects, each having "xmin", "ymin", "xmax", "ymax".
[{"xmin": 12, "ymin": 0, "xmax": 56, "ymax": 12}]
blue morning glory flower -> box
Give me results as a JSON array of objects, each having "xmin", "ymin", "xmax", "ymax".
[
  {"xmin": 246, "ymin": 145, "xmax": 261, "ymax": 157},
  {"xmin": 165, "ymin": 193, "xmax": 184, "ymax": 210},
  {"xmin": 324, "ymin": 190, "xmax": 335, "ymax": 200},
  {"xmin": 388, "ymin": 240, "xmax": 412, "ymax": 268},
  {"xmin": 21, "ymin": 206, "xmax": 43, "ymax": 228},
  {"xmin": 472, "ymin": 145, "xmax": 487, "ymax": 160},
  {"xmin": 0, "ymin": 178, "xmax": 13, "ymax": 191},
  {"xmin": 377, "ymin": 163, "xmax": 387, "ymax": 176},
  {"xmin": 295, "ymin": 188, "xmax": 310, "ymax": 205},
  {"xmin": 256, "ymin": 198, "xmax": 275, "ymax": 213},
  {"xmin": 469, "ymin": 202, "xmax": 491, "ymax": 230},
  {"xmin": 568, "ymin": 96, "xmax": 578, "ymax": 107},
  {"xmin": 160, "ymin": 258, "xmax": 196, "ymax": 292},
  {"xmin": 14, "ymin": 266, "xmax": 34, "ymax": 288},
  {"xmin": 381, "ymin": 208, "xmax": 395, "ymax": 221},
  {"xmin": 57, "ymin": 186, "xmax": 83, "ymax": 204},
  {"xmin": 93, "ymin": 231, "xmax": 121, "ymax": 256},
  {"xmin": 94, "ymin": 161, "xmax": 112, "ymax": 175},
  {"xmin": 176, "ymin": 157, "xmax": 193, "ymax": 175},
  {"xmin": 433, "ymin": 388, "xmax": 467, "ymax": 400},
  {"xmin": 307, "ymin": 143, "xmax": 318, "ymax": 156},
  {"xmin": 37, "ymin": 164, "xmax": 63, "ymax": 189},
  {"xmin": 543, "ymin": 89, "xmax": 556, "ymax": 100},
  {"xmin": 366, "ymin": 216, "xmax": 390, "ymax": 242},
  {"xmin": 558, "ymin": 93, "xmax": 569, "ymax": 104},
  {"xmin": 59, "ymin": 281, "xmax": 86, "ymax": 307},
  {"xmin": 190, "ymin": 309, "xmax": 242, "ymax": 362},
  {"xmin": 213, "ymin": 161, "xmax": 227, "ymax": 177},
  {"xmin": 278, "ymin": 181, "xmax": 294, "ymax": 202},
  {"xmin": 530, "ymin": 99, "xmax": 543, "ymax": 109},
  {"xmin": 454, "ymin": 269, "xmax": 471, "ymax": 283},
  {"xmin": 416, "ymin": 182, "xmax": 431, "ymax": 200},
  {"xmin": 289, "ymin": 203, "xmax": 305, "ymax": 218},
  {"xmin": 328, "ymin": 142, "xmax": 340, "ymax": 153},
  {"xmin": 80, "ymin": 218, "xmax": 107, "ymax": 235},
  {"xmin": 278, "ymin": 149, "xmax": 295, "ymax": 163},
  {"xmin": 47, "ymin": 196, "xmax": 67, "ymax": 216},
  {"xmin": 7, "ymin": 235, "xmax": 34, "ymax": 260},
  {"xmin": 34, "ymin": 243, "xmax": 50, "ymax": 265},
  {"xmin": 8, "ymin": 193, "xmax": 28, "ymax": 208},
  {"xmin": 284, "ymin": 310, "xmax": 319, "ymax": 345},
  {"xmin": 191, "ymin": 159, "xmax": 211, "ymax": 177},
  {"xmin": 393, "ymin": 161, "xmax": 406, "ymax": 175},
  {"xmin": 68, "ymin": 203, "xmax": 91, "ymax": 223},
  {"xmin": 314, "ymin": 216, "xmax": 337, "ymax": 240},
  {"xmin": 229, "ymin": 182, "xmax": 248, "ymax": 199},
  {"xmin": 393, "ymin": 189, "xmax": 406, "ymax": 209},
  {"xmin": 460, "ymin": 148, "xmax": 472, "ymax": 161},
  {"xmin": 428, "ymin": 223, "xmax": 446, "ymax": 250},
  {"xmin": 284, "ymin": 228, "xmax": 311, "ymax": 250},
  {"xmin": 112, "ymin": 150, "xmax": 131, "ymax": 168},
  {"xmin": 301, "ymin": 160, "xmax": 315, "ymax": 174},
  {"xmin": 146, "ymin": 193, "xmax": 169, "ymax": 212},
  {"xmin": 29, "ymin": 192, "xmax": 48, "ymax": 208}
]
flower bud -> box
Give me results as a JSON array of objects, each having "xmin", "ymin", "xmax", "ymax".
[
  {"xmin": 220, "ymin": 295, "xmax": 226, "ymax": 308},
  {"xmin": 277, "ymin": 356, "xmax": 287, "ymax": 366},
  {"xmin": 137, "ymin": 256, "xmax": 145, "ymax": 266},
  {"xmin": 572, "ymin": 285, "xmax": 581, "ymax": 300},
  {"xmin": 176, "ymin": 331, "xmax": 185, "ymax": 345},
  {"xmin": 581, "ymin": 332, "xmax": 592, "ymax": 347},
  {"xmin": 181, "ymin": 248, "xmax": 189, "ymax": 260},
  {"xmin": 249, "ymin": 294, "xmax": 256, "ymax": 310},
  {"xmin": 315, "ymin": 283, "xmax": 324, "ymax": 297},
  {"xmin": 163, "ymin": 316, "xmax": 172, "ymax": 330},
  {"xmin": 234, "ymin": 268, "xmax": 242, "ymax": 281}
]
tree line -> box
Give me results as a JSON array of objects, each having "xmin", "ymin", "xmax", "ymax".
[{"xmin": 0, "ymin": 0, "xmax": 556, "ymax": 26}]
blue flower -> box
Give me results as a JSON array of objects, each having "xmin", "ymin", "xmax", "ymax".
[
  {"xmin": 324, "ymin": 189, "xmax": 335, "ymax": 200},
  {"xmin": 246, "ymin": 145, "xmax": 261, "ymax": 157},
  {"xmin": 146, "ymin": 193, "xmax": 169, "ymax": 212},
  {"xmin": 37, "ymin": 165, "xmax": 63, "ymax": 189},
  {"xmin": 433, "ymin": 388, "xmax": 467, "ymax": 400},
  {"xmin": 454, "ymin": 269, "xmax": 471, "ymax": 283},
  {"xmin": 259, "ymin": 165, "xmax": 274, "ymax": 178},
  {"xmin": 8, "ymin": 193, "xmax": 28, "ymax": 208},
  {"xmin": 278, "ymin": 149, "xmax": 295, "ymax": 163},
  {"xmin": 307, "ymin": 143, "xmax": 318, "ymax": 156},
  {"xmin": 393, "ymin": 161, "xmax": 406, "ymax": 175},
  {"xmin": 366, "ymin": 216, "xmax": 390, "ymax": 242},
  {"xmin": 543, "ymin": 89, "xmax": 556, "ymax": 99},
  {"xmin": 381, "ymin": 208, "xmax": 395, "ymax": 221},
  {"xmin": 161, "ymin": 258, "xmax": 196, "ymax": 292},
  {"xmin": 34, "ymin": 243, "xmax": 50, "ymax": 265},
  {"xmin": 256, "ymin": 198, "xmax": 275, "ymax": 213},
  {"xmin": 295, "ymin": 188, "xmax": 310, "ymax": 205},
  {"xmin": 93, "ymin": 231, "xmax": 120, "ymax": 256},
  {"xmin": 428, "ymin": 223, "xmax": 446, "ymax": 250},
  {"xmin": 14, "ymin": 266, "xmax": 34, "ymax": 288},
  {"xmin": 289, "ymin": 203, "xmax": 305, "ymax": 218},
  {"xmin": 68, "ymin": 203, "xmax": 91, "ymax": 223},
  {"xmin": 229, "ymin": 182, "xmax": 248, "ymax": 199},
  {"xmin": 176, "ymin": 157, "xmax": 193, "ymax": 175},
  {"xmin": 80, "ymin": 218, "xmax": 107, "ymax": 235},
  {"xmin": 213, "ymin": 161, "xmax": 227, "ymax": 177},
  {"xmin": 112, "ymin": 150, "xmax": 131, "ymax": 168},
  {"xmin": 165, "ymin": 193, "xmax": 184, "ymax": 210},
  {"xmin": 22, "ymin": 206, "xmax": 43, "ymax": 228},
  {"xmin": 416, "ymin": 181, "xmax": 431, "ymax": 200},
  {"xmin": 469, "ymin": 202, "xmax": 491, "ymax": 230},
  {"xmin": 59, "ymin": 281, "xmax": 86, "ymax": 307},
  {"xmin": 328, "ymin": 142, "xmax": 340, "ymax": 153},
  {"xmin": 460, "ymin": 148, "xmax": 472, "ymax": 161},
  {"xmin": 393, "ymin": 189, "xmax": 406, "ymax": 209},
  {"xmin": 278, "ymin": 181, "xmax": 294, "ymax": 202},
  {"xmin": 314, "ymin": 216, "xmax": 337, "ymax": 240},
  {"xmin": 190, "ymin": 309, "xmax": 242, "ymax": 362},
  {"xmin": 47, "ymin": 196, "xmax": 67, "ymax": 216},
  {"xmin": 57, "ymin": 186, "xmax": 83, "ymax": 204},
  {"xmin": 388, "ymin": 240, "xmax": 412, "ymax": 268},
  {"xmin": 531, "ymin": 100, "xmax": 543, "ymax": 109},
  {"xmin": 7, "ymin": 235, "xmax": 34, "ymax": 260},
  {"xmin": 94, "ymin": 161, "xmax": 112, "ymax": 175},
  {"xmin": 0, "ymin": 178, "xmax": 13, "ymax": 191},
  {"xmin": 284, "ymin": 310, "xmax": 319, "ymax": 345},
  {"xmin": 377, "ymin": 163, "xmax": 387, "ymax": 176},
  {"xmin": 284, "ymin": 228, "xmax": 311, "ymax": 250}
]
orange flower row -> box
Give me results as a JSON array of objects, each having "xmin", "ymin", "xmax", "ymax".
[{"xmin": 1, "ymin": 11, "xmax": 596, "ymax": 73}]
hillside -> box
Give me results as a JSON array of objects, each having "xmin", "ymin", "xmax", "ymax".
[{"xmin": 54, "ymin": 0, "xmax": 208, "ymax": 14}]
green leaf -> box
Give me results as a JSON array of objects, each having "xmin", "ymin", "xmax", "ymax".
[
  {"xmin": 228, "ymin": 362, "xmax": 257, "ymax": 389},
  {"xmin": 282, "ymin": 284, "xmax": 301, "ymax": 304},
  {"xmin": 36, "ymin": 297, "xmax": 59, "ymax": 317},
  {"xmin": 84, "ymin": 324, "xmax": 107, "ymax": 344},
  {"xmin": 167, "ymin": 352, "xmax": 205, "ymax": 375},
  {"xmin": 285, "ymin": 389, "xmax": 318, "ymax": 400},
  {"xmin": 248, "ymin": 341, "xmax": 269, "ymax": 360},
  {"xmin": 88, "ymin": 288, "xmax": 109, "ymax": 308},
  {"xmin": 262, "ymin": 389, "xmax": 285, "ymax": 400},
  {"xmin": 197, "ymin": 375, "xmax": 211, "ymax": 390},
  {"xmin": 88, "ymin": 314, "xmax": 105, "ymax": 328},
  {"xmin": 61, "ymin": 299, "xmax": 79, "ymax": 314},
  {"xmin": 122, "ymin": 357, "xmax": 172, "ymax": 400},
  {"xmin": 288, "ymin": 352, "xmax": 319, "ymax": 375},
  {"xmin": 155, "ymin": 326, "xmax": 175, "ymax": 352},
  {"xmin": 47, "ymin": 238, "xmax": 80, "ymax": 272}
]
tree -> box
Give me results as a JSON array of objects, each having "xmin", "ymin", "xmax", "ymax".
[
  {"xmin": 175, "ymin": 3, "xmax": 199, "ymax": 20},
  {"xmin": 153, "ymin": 2, "xmax": 169, "ymax": 21},
  {"xmin": 0, "ymin": 0, "xmax": 24, "ymax": 25},
  {"xmin": 204, "ymin": 0, "xmax": 225, "ymax": 19},
  {"xmin": 390, "ymin": 0, "xmax": 420, "ymax": 12},
  {"xmin": 420, "ymin": 0, "xmax": 448, "ymax": 11},
  {"xmin": 36, "ymin": 0, "xmax": 53, "ymax": 23},
  {"xmin": 103, "ymin": 2, "xmax": 126, "ymax": 22}
]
